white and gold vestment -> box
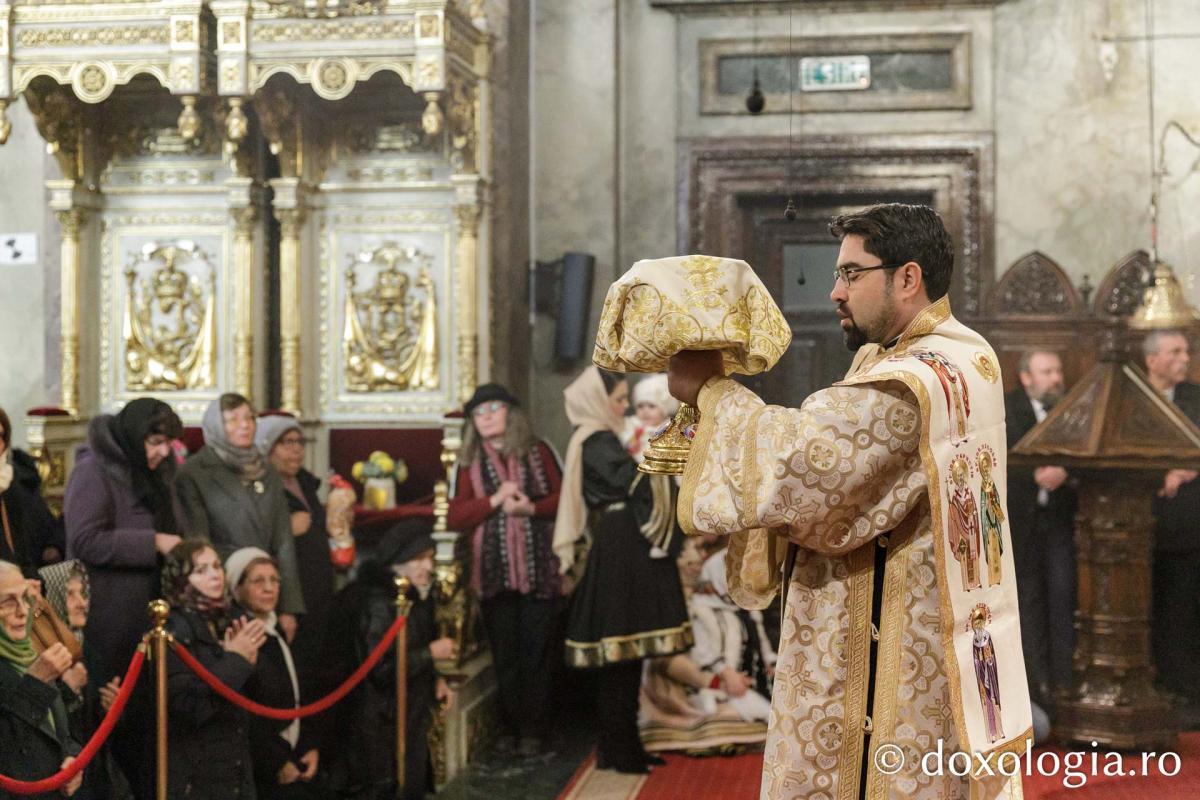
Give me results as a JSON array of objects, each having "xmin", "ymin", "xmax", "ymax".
[{"xmin": 679, "ymin": 297, "xmax": 1030, "ymax": 800}]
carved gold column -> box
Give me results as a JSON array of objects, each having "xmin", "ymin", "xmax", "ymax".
[
  {"xmin": 454, "ymin": 204, "xmax": 480, "ymax": 404},
  {"xmin": 276, "ymin": 208, "xmax": 304, "ymax": 416},
  {"xmin": 232, "ymin": 206, "xmax": 257, "ymax": 401},
  {"xmin": 56, "ymin": 209, "xmax": 87, "ymax": 415}
]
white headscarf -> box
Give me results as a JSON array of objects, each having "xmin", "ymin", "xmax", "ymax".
[
  {"xmin": 632, "ymin": 373, "xmax": 680, "ymax": 418},
  {"xmin": 551, "ymin": 367, "xmax": 625, "ymax": 574}
]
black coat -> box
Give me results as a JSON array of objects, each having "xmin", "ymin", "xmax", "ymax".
[
  {"xmin": 243, "ymin": 629, "xmax": 321, "ymax": 798},
  {"xmin": 1004, "ymin": 389, "xmax": 1078, "ymax": 540},
  {"xmin": 165, "ymin": 607, "xmax": 256, "ymax": 800},
  {"xmin": 0, "ymin": 661, "xmax": 78, "ymax": 800},
  {"xmin": 0, "ymin": 449, "xmax": 65, "ymax": 577},
  {"xmin": 284, "ymin": 470, "xmax": 335, "ymax": 698},
  {"xmin": 1152, "ymin": 381, "xmax": 1200, "ymax": 552},
  {"xmin": 326, "ymin": 565, "xmax": 438, "ymax": 800}
]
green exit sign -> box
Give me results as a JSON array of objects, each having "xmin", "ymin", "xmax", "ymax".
[{"xmin": 799, "ymin": 55, "xmax": 872, "ymax": 92}]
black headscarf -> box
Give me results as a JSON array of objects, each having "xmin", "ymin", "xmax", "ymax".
[{"xmin": 109, "ymin": 398, "xmax": 181, "ymax": 534}]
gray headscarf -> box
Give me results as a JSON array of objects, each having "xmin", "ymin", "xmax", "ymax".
[
  {"xmin": 255, "ymin": 416, "xmax": 302, "ymax": 459},
  {"xmin": 38, "ymin": 559, "xmax": 88, "ymax": 637},
  {"xmin": 202, "ymin": 397, "xmax": 266, "ymax": 482}
]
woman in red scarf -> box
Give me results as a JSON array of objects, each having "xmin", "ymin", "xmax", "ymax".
[{"xmin": 448, "ymin": 384, "xmax": 563, "ymax": 757}]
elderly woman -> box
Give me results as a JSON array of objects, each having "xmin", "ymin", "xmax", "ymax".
[
  {"xmin": 227, "ymin": 547, "xmax": 323, "ymax": 800},
  {"xmin": 63, "ymin": 396, "xmax": 185, "ymax": 800},
  {"xmin": 448, "ymin": 383, "xmax": 563, "ymax": 756},
  {"xmin": 622, "ymin": 374, "xmax": 679, "ymax": 462},
  {"xmin": 39, "ymin": 560, "xmax": 113, "ymax": 800},
  {"xmin": 163, "ymin": 539, "xmax": 266, "ymax": 800},
  {"xmin": 1, "ymin": 406, "xmax": 60, "ymax": 577},
  {"xmin": 0, "ymin": 560, "xmax": 82, "ymax": 799},
  {"xmin": 554, "ymin": 367, "xmax": 690, "ymax": 774},
  {"xmin": 255, "ymin": 415, "xmax": 334, "ymax": 692},
  {"xmin": 177, "ymin": 394, "xmax": 305, "ymax": 642}
]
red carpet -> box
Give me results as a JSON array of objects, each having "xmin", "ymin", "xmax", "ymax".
[
  {"xmin": 560, "ymin": 733, "xmax": 1200, "ymax": 799},
  {"xmin": 636, "ymin": 752, "xmax": 763, "ymax": 799}
]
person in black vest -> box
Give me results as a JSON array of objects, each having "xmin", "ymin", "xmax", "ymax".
[
  {"xmin": 1144, "ymin": 330, "xmax": 1200, "ymax": 713},
  {"xmin": 326, "ymin": 520, "xmax": 455, "ymax": 800},
  {"xmin": 1005, "ymin": 349, "xmax": 1077, "ymax": 715}
]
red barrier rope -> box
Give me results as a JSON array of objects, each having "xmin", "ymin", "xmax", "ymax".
[
  {"xmin": 0, "ymin": 648, "xmax": 146, "ymax": 796},
  {"xmin": 171, "ymin": 615, "xmax": 405, "ymax": 720}
]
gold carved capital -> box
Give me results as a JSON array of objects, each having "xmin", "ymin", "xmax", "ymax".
[
  {"xmin": 55, "ymin": 208, "xmax": 88, "ymax": 239},
  {"xmin": 232, "ymin": 206, "xmax": 258, "ymax": 237},
  {"xmin": 275, "ymin": 208, "xmax": 306, "ymax": 239},
  {"xmin": 453, "ymin": 204, "xmax": 480, "ymax": 237}
]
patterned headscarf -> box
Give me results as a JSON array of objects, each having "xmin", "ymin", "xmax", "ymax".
[{"xmin": 38, "ymin": 560, "xmax": 88, "ymax": 635}]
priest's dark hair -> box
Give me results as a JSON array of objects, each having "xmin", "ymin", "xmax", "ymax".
[{"xmin": 829, "ymin": 203, "xmax": 955, "ymax": 302}]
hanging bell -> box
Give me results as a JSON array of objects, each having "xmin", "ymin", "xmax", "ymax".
[
  {"xmin": 745, "ymin": 69, "xmax": 765, "ymax": 115},
  {"xmin": 783, "ymin": 197, "xmax": 798, "ymax": 221},
  {"xmin": 1128, "ymin": 260, "xmax": 1200, "ymax": 330},
  {"xmin": 638, "ymin": 404, "xmax": 700, "ymax": 476}
]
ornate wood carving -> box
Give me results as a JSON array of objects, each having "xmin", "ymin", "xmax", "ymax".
[
  {"xmin": 990, "ymin": 251, "xmax": 1081, "ymax": 316},
  {"xmin": 1093, "ymin": 250, "xmax": 1151, "ymax": 318}
]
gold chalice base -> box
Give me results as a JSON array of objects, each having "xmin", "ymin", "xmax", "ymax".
[{"xmin": 638, "ymin": 403, "xmax": 699, "ymax": 476}]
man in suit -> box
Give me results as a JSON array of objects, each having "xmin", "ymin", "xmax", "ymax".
[
  {"xmin": 1006, "ymin": 349, "xmax": 1077, "ymax": 714},
  {"xmin": 1145, "ymin": 330, "xmax": 1200, "ymax": 712}
]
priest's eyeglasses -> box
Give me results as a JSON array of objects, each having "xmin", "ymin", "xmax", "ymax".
[{"xmin": 833, "ymin": 262, "xmax": 906, "ymax": 287}]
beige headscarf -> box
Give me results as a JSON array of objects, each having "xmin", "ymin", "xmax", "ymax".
[{"xmin": 552, "ymin": 367, "xmax": 626, "ymax": 574}]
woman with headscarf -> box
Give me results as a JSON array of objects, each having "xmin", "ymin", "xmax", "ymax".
[
  {"xmin": 177, "ymin": 394, "xmax": 305, "ymax": 642},
  {"xmin": 162, "ymin": 538, "xmax": 266, "ymax": 800},
  {"xmin": 254, "ymin": 415, "xmax": 335, "ymax": 695},
  {"xmin": 554, "ymin": 367, "xmax": 691, "ymax": 774},
  {"xmin": 447, "ymin": 383, "xmax": 563, "ymax": 756},
  {"xmin": 226, "ymin": 547, "xmax": 324, "ymax": 800},
  {"xmin": 0, "ymin": 559, "xmax": 82, "ymax": 799},
  {"xmin": 622, "ymin": 374, "xmax": 680, "ymax": 463},
  {"xmin": 38, "ymin": 560, "xmax": 113, "ymax": 800},
  {"xmin": 0, "ymin": 406, "xmax": 62, "ymax": 577},
  {"xmin": 63, "ymin": 396, "xmax": 185, "ymax": 800}
]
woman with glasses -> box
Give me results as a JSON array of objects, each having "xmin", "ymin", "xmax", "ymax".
[
  {"xmin": 0, "ymin": 559, "xmax": 82, "ymax": 799},
  {"xmin": 227, "ymin": 547, "xmax": 323, "ymax": 800},
  {"xmin": 255, "ymin": 415, "xmax": 335, "ymax": 699},
  {"xmin": 177, "ymin": 394, "xmax": 305, "ymax": 644},
  {"xmin": 448, "ymin": 383, "xmax": 564, "ymax": 756},
  {"xmin": 63, "ymin": 396, "xmax": 185, "ymax": 800}
]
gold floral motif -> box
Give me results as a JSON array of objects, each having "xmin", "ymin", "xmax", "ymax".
[
  {"xmin": 123, "ymin": 240, "xmax": 218, "ymax": 392},
  {"xmin": 317, "ymin": 60, "xmax": 348, "ymax": 92},
  {"xmin": 972, "ymin": 351, "xmax": 999, "ymax": 383},
  {"xmin": 418, "ymin": 14, "xmax": 441, "ymax": 38},
  {"xmin": 251, "ymin": 18, "xmax": 412, "ymax": 43},
  {"xmin": 173, "ymin": 20, "xmax": 195, "ymax": 43},
  {"xmin": 17, "ymin": 25, "xmax": 169, "ymax": 48},
  {"xmin": 79, "ymin": 66, "xmax": 106, "ymax": 93},
  {"xmin": 343, "ymin": 243, "xmax": 439, "ymax": 392},
  {"xmin": 221, "ymin": 21, "xmax": 242, "ymax": 45},
  {"xmin": 594, "ymin": 255, "xmax": 791, "ymax": 376}
]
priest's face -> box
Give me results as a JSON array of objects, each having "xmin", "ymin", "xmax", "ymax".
[{"xmin": 830, "ymin": 234, "xmax": 898, "ymax": 351}]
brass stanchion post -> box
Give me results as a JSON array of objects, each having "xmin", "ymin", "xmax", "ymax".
[
  {"xmin": 148, "ymin": 600, "xmax": 171, "ymax": 800},
  {"xmin": 394, "ymin": 575, "xmax": 413, "ymax": 794}
]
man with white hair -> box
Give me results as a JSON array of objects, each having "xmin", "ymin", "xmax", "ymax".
[{"xmin": 1144, "ymin": 330, "xmax": 1200, "ymax": 713}]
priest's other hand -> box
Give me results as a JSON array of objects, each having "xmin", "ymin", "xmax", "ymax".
[
  {"xmin": 668, "ymin": 350, "xmax": 724, "ymax": 406},
  {"xmin": 1159, "ymin": 469, "xmax": 1199, "ymax": 499}
]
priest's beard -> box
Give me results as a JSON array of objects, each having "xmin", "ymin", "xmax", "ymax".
[{"xmin": 840, "ymin": 284, "xmax": 896, "ymax": 351}]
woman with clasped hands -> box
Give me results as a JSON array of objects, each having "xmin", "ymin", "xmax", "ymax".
[
  {"xmin": 0, "ymin": 560, "xmax": 83, "ymax": 798},
  {"xmin": 63, "ymin": 397, "xmax": 186, "ymax": 800},
  {"xmin": 162, "ymin": 539, "xmax": 265, "ymax": 800}
]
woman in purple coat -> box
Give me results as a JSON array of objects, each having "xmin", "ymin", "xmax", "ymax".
[{"xmin": 64, "ymin": 397, "xmax": 186, "ymax": 800}]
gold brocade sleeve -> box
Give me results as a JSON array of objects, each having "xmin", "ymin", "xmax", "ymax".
[{"xmin": 680, "ymin": 377, "xmax": 928, "ymax": 606}]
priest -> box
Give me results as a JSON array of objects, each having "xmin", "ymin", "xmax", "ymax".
[{"xmin": 667, "ymin": 204, "xmax": 1030, "ymax": 799}]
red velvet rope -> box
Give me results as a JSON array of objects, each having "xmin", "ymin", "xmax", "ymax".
[
  {"xmin": 171, "ymin": 615, "xmax": 405, "ymax": 720},
  {"xmin": 0, "ymin": 648, "xmax": 146, "ymax": 796}
]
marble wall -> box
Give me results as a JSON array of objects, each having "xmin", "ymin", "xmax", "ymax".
[{"xmin": 0, "ymin": 97, "xmax": 50, "ymax": 449}]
